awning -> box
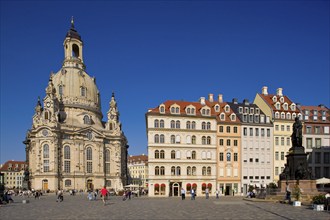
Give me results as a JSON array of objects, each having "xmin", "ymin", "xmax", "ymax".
[
  {"xmin": 192, "ymin": 183, "xmax": 197, "ymax": 188},
  {"xmin": 161, "ymin": 183, "xmax": 165, "ymax": 187},
  {"xmin": 186, "ymin": 183, "xmax": 191, "ymax": 187},
  {"xmin": 202, "ymin": 183, "xmax": 206, "ymax": 187},
  {"xmin": 154, "ymin": 183, "xmax": 159, "ymax": 187},
  {"xmin": 208, "ymin": 183, "xmax": 212, "ymax": 188}
]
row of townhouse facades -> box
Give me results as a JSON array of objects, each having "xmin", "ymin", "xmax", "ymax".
[{"xmin": 145, "ymin": 86, "xmax": 330, "ymax": 197}]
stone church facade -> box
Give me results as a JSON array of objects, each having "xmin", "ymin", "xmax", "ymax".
[{"xmin": 23, "ymin": 19, "xmax": 128, "ymax": 192}]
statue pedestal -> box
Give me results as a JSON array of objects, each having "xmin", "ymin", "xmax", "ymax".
[
  {"xmin": 286, "ymin": 146, "xmax": 309, "ymax": 180},
  {"xmin": 278, "ymin": 179, "xmax": 318, "ymax": 193}
]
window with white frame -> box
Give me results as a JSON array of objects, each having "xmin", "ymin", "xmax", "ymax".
[
  {"xmin": 160, "ymin": 120, "xmax": 164, "ymax": 128},
  {"xmin": 154, "ymin": 119, "xmax": 159, "ymax": 128},
  {"xmin": 176, "ymin": 135, "xmax": 181, "ymax": 143},
  {"xmin": 207, "ymin": 122, "xmax": 211, "ymax": 130}
]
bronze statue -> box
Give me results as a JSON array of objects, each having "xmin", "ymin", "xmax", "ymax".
[
  {"xmin": 23, "ymin": 168, "xmax": 30, "ymax": 182},
  {"xmin": 291, "ymin": 117, "xmax": 302, "ymax": 147}
]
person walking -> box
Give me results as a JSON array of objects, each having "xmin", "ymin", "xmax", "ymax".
[
  {"xmin": 205, "ymin": 188, "xmax": 209, "ymax": 199},
  {"xmin": 181, "ymin": 188, "xmax": 186, "ymax": 200},
  {"xmin": 56, "ymin": 189, "xmax": 63, "ymax": 202},
  {"xmin": 100, "ymin": 186, "xmax": 108, "ymax": 206}
]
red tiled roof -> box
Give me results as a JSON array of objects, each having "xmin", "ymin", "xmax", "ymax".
[
  {"xmin": 128, "ymin": 154, "xmax": 148, "ymax": 163},
  {"xmin": 0, "ymin": 160, "xmax": 28, "ymax": 172},
  {"xmin": 300, "ymin": 105, "xmax": 330, "ymax": 123},
  {"xmin": 147, "ymin": 100, "xmax": 239, "ymax": 123}
]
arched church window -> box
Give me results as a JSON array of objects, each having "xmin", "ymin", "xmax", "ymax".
[
  {"xmin": 43, "ymin": 144, "xmax": 49, "ymax": 173},
  {"xmin": 81, "ymin": 87, "xmax": 86, "ymax": 97},
  {"xmin": 83, "ymin": 115, "xmax": 90, "ymax": 124},
  {"xmin": 72, "ymin": 44, "xmax": 80, "ymax": 58},
  {"xmin": 105, "ymin": 149, "xmax": 110, "ymax": 174},
  {"xmin": 43, "ymin": 144, "xmax": 49, "ymax": 158},
  {"xmin": 64, "ymin": 146, "xmax": 70, "ymax": 159},
  {"xmin": 86, "ymin": 147, "xmax": 93, "ymax": 173},
  {"xmin": 64, "ymin": 145, "xmax": 70, "ymax": 173},
  {"xmin": 44, "ymin": 111, "xmax": 51, "ymax": 120},
  {"xmin": 59, "ymin": 85, "xmax": 63, "ymax": 96}
]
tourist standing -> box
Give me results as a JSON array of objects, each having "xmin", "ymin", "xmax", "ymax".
[
  {"xmin": 181, "ymin": 188, "xmax": 186, "ymax": 200},
  {"xmin": 191, "ymin": 188, "xmax": 195, "ymax": 200},
  {"xmin": 100, "ymin": 186, "xmax": 108, "ymax": 206},
  {"xmin": 215, "ymin": 189, "xmax": 219, "ymax": 199}
]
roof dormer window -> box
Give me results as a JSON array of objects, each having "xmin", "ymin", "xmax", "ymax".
[
  {"xmin": 231, "ymin": 114, "xmax": 236, "ymax": 121},
  {"xmin": 170, "ymin": 105, "xmax": 180, "ymax": 114},
  {"xmin": 171, "ymin": 107, "xmax": 175, "ymax": 113},
  {"xmin": 283, "ymin": 103, "xmax": 288, "ymax": 110},
  {"xmin": 275, "ymin": 102, "xmax": 280, "ymax": 110},
  {"xmin": 220, "ymin": 113, "xmax": 225, "ymax": 121},
  {"xmin": 238, "ymin": 107, "xmax": 243, "ymax": 113},
  {"xmin": 244, "ymin": 107, "xmax": 249, "ymax": 114},
  {"xmin": 275, "ymin": 112, "xmax": 280, "ymax": 119},
  {"xmin": 225, "ymin": 105, "xmax": 230, "ymax": 113},
  {"xmin": 250, "ymin": 108, "xmax": 254, "ymax": 114},
  {"xmin": 215, "ymin": 105, "xmax": 220, "ymax": 112},
  {"xmin": 159, "ymin": 105, "xmax": 165, "ymax": 114},
  {"xmin": 286, "ymin": 112, "xmax": 291, "ymax": 119},
  {"xmin": 313, "ymin": 110, "xmax": 318, "ymax": 115},
  {"xmin": 272, "ymin": 96, "xmax": 277, "ymax": 102},
  {"xmin": 281, "ymin": 112, "xmax": 285, "ymax": 119},
  {"xmin": 291, "ymin": 104, "xmax": 296, "ymax": 111},
  {"xmin": 255, "ymin": 108, "xmax": 260, "ymax": 114},
  {"xmin": 280, "ymin": 97, "xmax": 284, "ymax": 103}
]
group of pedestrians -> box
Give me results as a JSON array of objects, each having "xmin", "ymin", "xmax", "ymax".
[{"xmin": 181, "ymin": 187, "xmax": 221, "ymax": 200}]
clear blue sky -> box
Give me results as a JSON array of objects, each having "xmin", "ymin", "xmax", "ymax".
[{"xmin": 0, "ymin": 1, "xmax": 329, "ymax": 164}]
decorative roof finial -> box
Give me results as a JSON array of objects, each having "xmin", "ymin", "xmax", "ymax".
[
  {"xmin": 71, "ymin": 16, "xmax": 74, "ymax": 29},
  {"xmin": 112, "ymin": 91, "xmax": 115, "ymax": 97}
]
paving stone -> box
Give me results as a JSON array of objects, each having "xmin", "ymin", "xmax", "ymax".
[{"xmin": 1, "ymin": 194, "xmax": 329, "ymax": 219}]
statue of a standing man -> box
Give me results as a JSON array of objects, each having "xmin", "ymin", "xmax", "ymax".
[{"xmin": 291, "ymin": 117, "xmax": 303, "ymax": 147}]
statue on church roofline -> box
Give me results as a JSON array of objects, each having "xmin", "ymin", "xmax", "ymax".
[{"xmin": 291, "ymin": 117, "xmax": 303, "ymax": 147}]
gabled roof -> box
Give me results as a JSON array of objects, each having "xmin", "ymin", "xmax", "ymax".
[{"xmin": 259, "ymin": 94, "xmax": 300, "ymax": 113}]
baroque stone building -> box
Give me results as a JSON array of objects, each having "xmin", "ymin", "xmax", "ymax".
[{"xmin": 23, "ymin": 19, "xmax": 128, "ymax": 191}]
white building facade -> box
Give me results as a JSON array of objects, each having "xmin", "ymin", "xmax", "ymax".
[
  {"xmin": 229, "ymin": 99, "xmax": 273, "ymax": 195},
  {"xmin": 146, "ymin": 99, "xmax": 217, "ymax": 197}
]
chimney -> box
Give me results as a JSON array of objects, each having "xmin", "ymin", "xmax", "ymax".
[
  {"xmin": 243, "ymin": 99, "xmax": 250, "ymax": 105},
  {"xmin": 218, "ymin": 94, "xmax": 223, "ymax": 103},
  {"xmin": 296, "ymin": 103, "xmax": 301, "ymax": 108},
  {"xmin": 318, "ymin": 104, "xmax": 325, "ymax": 108},
  {"xmin": 262, "ymin": 86, "xmax": 268, "ymax": 95},
  {"xmin": 208, "ymin": 94, "xmax": 214, "ymax": 102},
  {"xmin": 232, "ymin": 98, "xmax": 238, "ymax": 104},
  {"xmin": 276, "ymin": 88, "xmax": 283, "ymax": 96},
  {"xmin": 200, "ymin": 97, "xmax": 206, "ymax": 105}
]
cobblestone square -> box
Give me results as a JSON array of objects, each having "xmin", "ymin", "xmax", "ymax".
[{"xmin": 1, "ymin": 194, "xmax": 329, "ymax": 219}]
